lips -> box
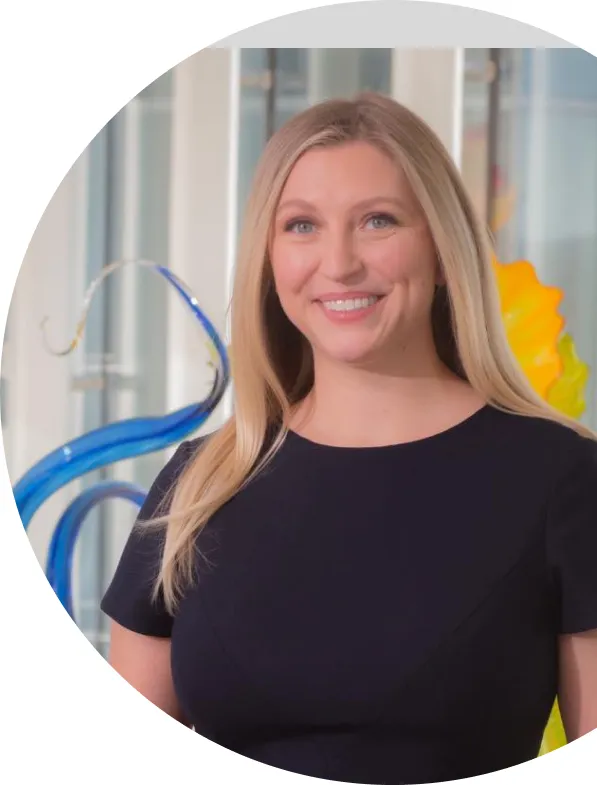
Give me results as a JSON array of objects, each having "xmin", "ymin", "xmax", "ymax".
[
  {"xmin": 320, "ymin": 295, "xmax": 381, "ymax": 312},
  {"xmin": 314, "ymin": 293, "xmax": 386, "ymax": 322},
  {"xmin": 316, "ymin": 292, "xmax": 385, "ymax": 302}
]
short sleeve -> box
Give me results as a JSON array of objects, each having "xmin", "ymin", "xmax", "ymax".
[
  {"xmin": 100, "ymin": 439, "xmax": 201, "ymax": 638},
  {"xmin": 546, "ymin": 434, "xmax": 597, "ymax": 634}
]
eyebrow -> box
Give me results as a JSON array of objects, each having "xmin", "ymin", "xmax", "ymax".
[{"xmin": 276, "ymin": 196, "xmax": 410, "ymax": 214}]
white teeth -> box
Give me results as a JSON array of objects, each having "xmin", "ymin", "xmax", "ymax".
[{"xmin": 322, "ymin": 295, "xmax": 379, "ymax": 312}]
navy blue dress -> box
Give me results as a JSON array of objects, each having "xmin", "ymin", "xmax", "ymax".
[{"xmin": 101, "ymin": 405, "xmax": 597, "ymax": 784}]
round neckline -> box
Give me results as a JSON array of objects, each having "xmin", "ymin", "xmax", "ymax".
[{"xmin": 284, "ymin": 403, "xmax": 494, "ymax": 453}]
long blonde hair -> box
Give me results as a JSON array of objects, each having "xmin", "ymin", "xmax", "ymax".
[{"xmin": 150, "ymin": 92, "xmax": 596, "ymax": 613}]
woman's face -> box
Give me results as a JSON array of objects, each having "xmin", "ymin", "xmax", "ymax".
[{"xmin": 269, "ymin": 140, "xmax": 442, "ymax": 370}]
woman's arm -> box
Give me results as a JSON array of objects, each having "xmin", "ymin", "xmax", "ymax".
[
  {"xmin": 107, "ymin": 620, "xmax": 191, "ymax": 727},
  {"xmin": 558, "ymin": 630, "xmax": 597, "ymax": 741}
]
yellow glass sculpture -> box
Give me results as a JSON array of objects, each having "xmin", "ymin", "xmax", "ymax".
[
  {"xmin": 493, "ymin": 255, "xmax": 590, "ymax": 424},
  {"xmin": 493, "ymin": 258, "xmax": 565, "ymax": 399},
  {"xmin": 539, "ymin": 700, "xmax": 568, "ymax": 756},
  {"xmin": 546, "ymin": 333, "xmax": 590, "ymax": 420}
]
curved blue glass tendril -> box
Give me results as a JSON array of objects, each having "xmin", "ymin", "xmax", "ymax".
[
  {"xmin": 46, "ymin": 481, "xmax": 147, "ymax": 618},
  {"xmin": 14, "ymin": 260, "xmax": 230, "ymax": 623}
]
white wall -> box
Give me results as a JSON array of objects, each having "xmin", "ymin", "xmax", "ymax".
[
  {"xmin": 392, "ymin": 49, "xmax": 464, "ymax": 167},
  {"xmin": 166, "ymin": 46, "xmax": 240, "ymax": 428},
  {"xmin": 5, "ymin": 154, "xmax": 88, "ymax": 565}
]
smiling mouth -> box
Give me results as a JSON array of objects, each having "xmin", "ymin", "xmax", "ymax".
[{"xmin": 318, "ymin": 295, "xmax": 384, "ymax": 313}]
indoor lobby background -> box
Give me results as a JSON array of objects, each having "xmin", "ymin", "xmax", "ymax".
[{"xmin": 4, "ymin": 47, "xmax": 597, "ymax": 656}]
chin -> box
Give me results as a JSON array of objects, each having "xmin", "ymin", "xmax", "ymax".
[{"xmin": 313, "ymin": 339, "xmax": 384, "ymax": 368}]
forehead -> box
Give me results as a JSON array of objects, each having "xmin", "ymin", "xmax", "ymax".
[{"xmin": 278, "ymin": 141, "xmax": 412, "ymax": 206}]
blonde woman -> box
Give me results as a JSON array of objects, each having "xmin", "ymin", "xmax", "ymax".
[{"xmin": 101, "ymin": 93, "xmax": 597, "ymax": 784}]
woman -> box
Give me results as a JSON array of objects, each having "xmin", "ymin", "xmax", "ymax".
[{"xmin": 101, "ymin": 93, "xmax": 597, "ymax": 784}]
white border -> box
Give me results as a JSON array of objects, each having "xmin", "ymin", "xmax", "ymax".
[{"xmin": 2, "ymin": 2, "xmax": 597, "ymax": 784}]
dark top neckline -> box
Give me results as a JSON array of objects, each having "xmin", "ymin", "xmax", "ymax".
[{"xmin": 284, "ymin": 403, "xmax": 494, "ymax": 453}]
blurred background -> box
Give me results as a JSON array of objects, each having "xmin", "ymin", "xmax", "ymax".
[{"xmin": 3, "ymin": 46, "xmax": 597, "ymax": 656}]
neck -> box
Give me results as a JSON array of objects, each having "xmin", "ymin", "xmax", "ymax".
[{"xmin": 288, "ymin": 346, "xmax": 484, "ymax": 448}]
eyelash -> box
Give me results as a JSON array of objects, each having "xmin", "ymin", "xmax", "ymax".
[
  {"xmin": 283, "ymin": 212, "xmax": 399, "ymax": 234},
  {"xmin": 365, "ymin": 212, "xmax": 399, "ymax": 230},
  {"xmin": 284, "ymin": 218, "xmax": 315, "ymax": 234}
]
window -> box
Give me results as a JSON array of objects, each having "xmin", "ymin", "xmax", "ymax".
[{"xmin": 462, "ymin": 48, "xmax": 597, "ymax": 428}]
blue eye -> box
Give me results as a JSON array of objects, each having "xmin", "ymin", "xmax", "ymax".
[
  {"xmin": 285, "ymin": 219, "xmax": 315, "ymax": 234},
  {"xmin": 366, "ymin": 213, "xmax": 397, "ymax": 230}
]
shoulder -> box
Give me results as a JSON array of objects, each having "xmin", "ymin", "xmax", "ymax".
[
  {"xmin": 138, "ymin": 431, "xmax": 217, "ymax": 520},
  {"xmin": 468, "ymin": 407, "xmax": 597, "ymax": 506},
  {"xmin": 544, "ymin": 421, "xmax": 597, "ymax": 501},
  {"xmin": 531, "ymin": 419, "xmax": 597, "ymax": 634},
  {"xmin": 484, "ymin": 406, "xmax": 596, "ymax": 466},
  {"xmin": 171, "ymin": 430, "xmax": 217, "ymax": 468},
  {"xmin": 499, "ymin": 410, "xmax": 597, "ymax": 511}
]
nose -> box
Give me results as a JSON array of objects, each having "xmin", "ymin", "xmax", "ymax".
[{"xmin": 319, "ymin": 226, "xmax": 364, "ymax": 282}]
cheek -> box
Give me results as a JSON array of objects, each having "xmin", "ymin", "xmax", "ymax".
[
  {"xmin": 270, "ymin": 239, "xmax": 317, "ymax": 297},
  {"xmin": 367, "ymin": 232, "xmax": 437, "ymax": 286}
]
